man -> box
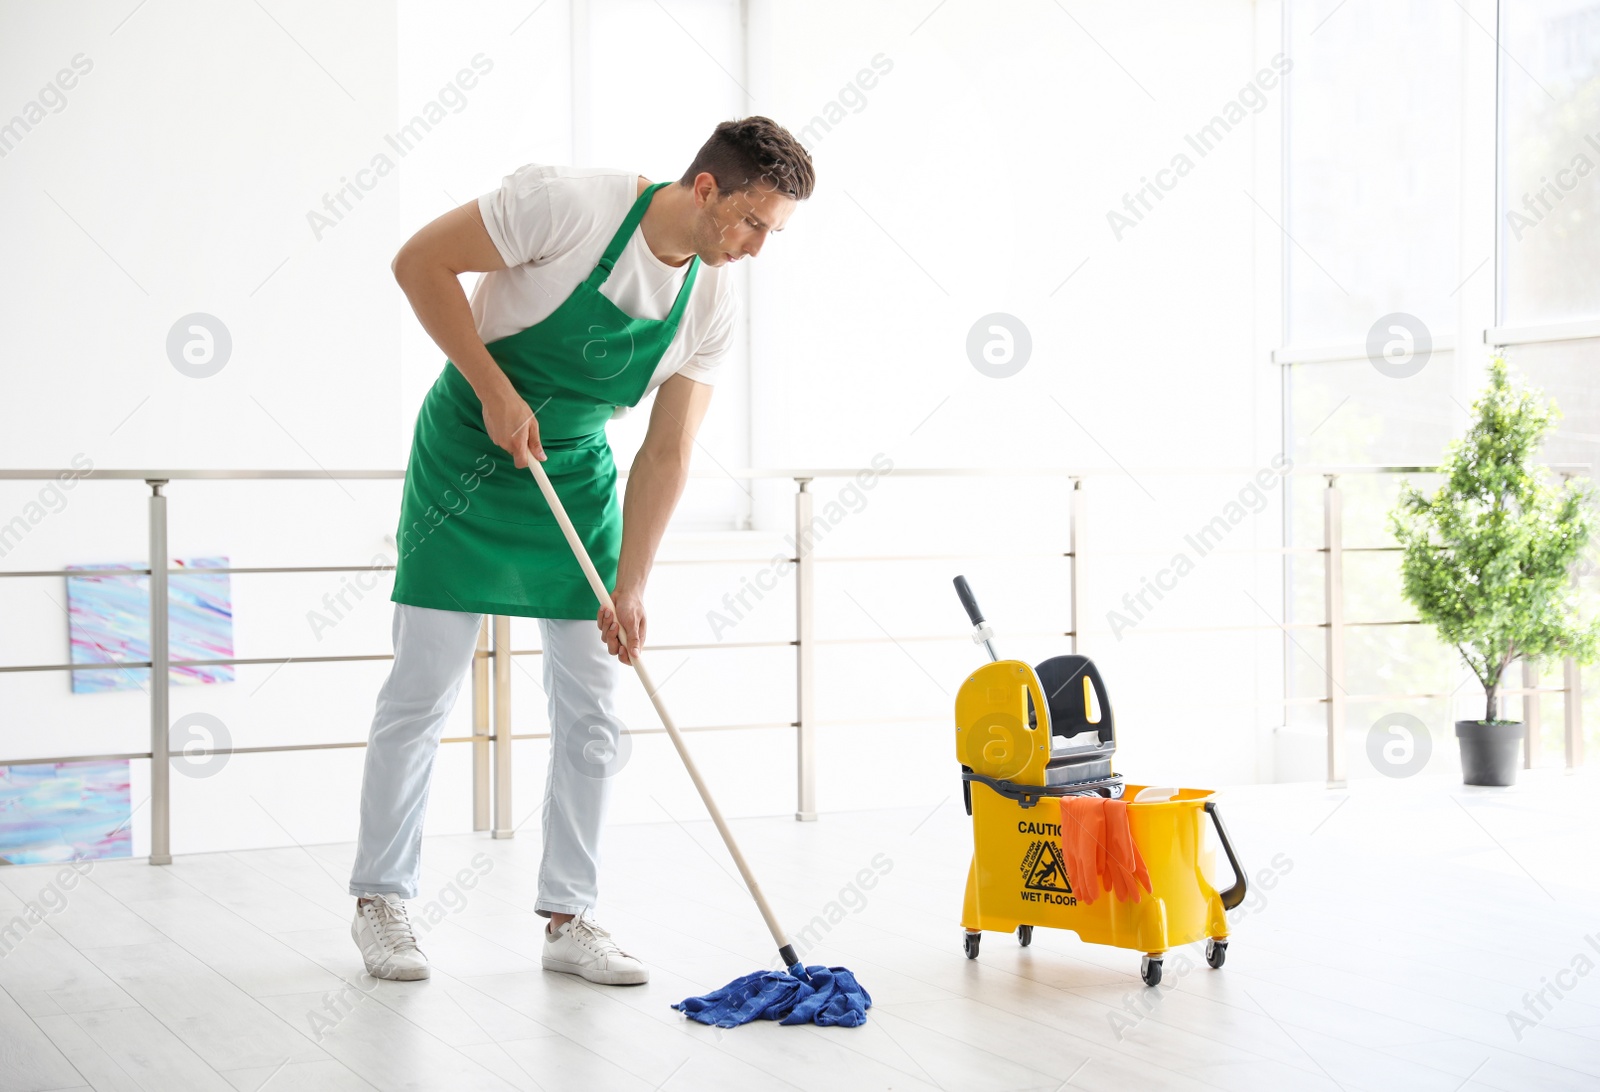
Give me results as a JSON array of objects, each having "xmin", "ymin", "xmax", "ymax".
[{"xmin": 346, "ymin": 117, "xmax": 814, "ymax": 984}]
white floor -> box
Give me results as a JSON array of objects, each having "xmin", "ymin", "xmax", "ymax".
[{"xmin": 2, "ymin": 768, "xmax": 1598, "ymax": 1092}]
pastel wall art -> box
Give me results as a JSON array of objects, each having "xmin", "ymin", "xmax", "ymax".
[
  {"xmin": 0, "ymin": 760, "xmax": 132, "ymax": 864},
  {"xmin": 65, "ymin": 557, "xmax": 234, "ymax": 694}
]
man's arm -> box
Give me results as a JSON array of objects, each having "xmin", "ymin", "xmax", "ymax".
[
  {"xmin": 599, "ymin": 373, "xmax": 714, "ymax": 663},
  {"xmin": 391, "ymin": 201, "xmax": 545, "ymax": 465}
]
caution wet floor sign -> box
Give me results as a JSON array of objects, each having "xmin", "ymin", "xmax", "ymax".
[{"xmin": 1020, "ymin": 839, "xmax": 1077, "ymax": 905}]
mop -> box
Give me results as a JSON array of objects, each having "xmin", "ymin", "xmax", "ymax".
[{"xmin": 527, "ymin": 461, "xmax": 871, "ymax": 1029}]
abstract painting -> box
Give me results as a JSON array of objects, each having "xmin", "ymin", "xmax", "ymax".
[
  {"xmin": 65, "ymin": 556, "xmax": 234, "ymax": 694},
  {"xmin": 0, "ymin": 760, "xmax": 132, "ymax": 865}
]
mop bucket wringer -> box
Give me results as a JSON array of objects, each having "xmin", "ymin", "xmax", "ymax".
[{"xmin": 950, "ymin": 578, "xmax": 1248, "ymax": 986}]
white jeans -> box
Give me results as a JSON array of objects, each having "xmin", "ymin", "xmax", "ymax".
[{"xmin": 348, "ymin": 602, "xmax": 626, "ymax": 915}]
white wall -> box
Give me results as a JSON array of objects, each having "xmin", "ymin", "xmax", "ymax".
[{"xmin": 0, "ymin": 0, "xmax": 1282, "ymax": 862}]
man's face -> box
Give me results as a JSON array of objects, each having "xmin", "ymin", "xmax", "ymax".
[{"xmin": 690, "ymin": 174, "xmax": 796, "ymax": 266}]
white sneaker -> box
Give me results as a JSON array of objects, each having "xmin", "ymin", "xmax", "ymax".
[
  {"xmin": 541, "ymin": 911, "xmax": 648, "ymax": 985},
  {"xmin": 351, "ymin": 894, "xmax": 430, "ymax": 981}
]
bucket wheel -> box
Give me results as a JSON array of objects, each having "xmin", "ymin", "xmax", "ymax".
[
  {"xmin": 963, "ymin": 931, "xmax": 981, "ymax": 959},
  {"xmin": 1016, "ymin": 925, "xmax": 1033, "ymax": 947},
  {"xmin": 1140, "ymin": 954, "xmax": 1163, "ymax": 987},
  {"xmin": 1205, "ymin": 938, "xmax": 1227, "ymax": 969}
]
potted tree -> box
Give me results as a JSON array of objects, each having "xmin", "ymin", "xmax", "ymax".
[{"xmin": 1390, "ymin": 356, "xmax": 1597, "ymax": 786}]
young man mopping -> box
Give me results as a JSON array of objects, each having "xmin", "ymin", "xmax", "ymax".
[{"xmin": 347, "ymin": 117, "xmax": 813, "ymax": 984}]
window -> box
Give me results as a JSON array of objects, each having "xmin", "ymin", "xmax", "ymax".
[
  {"xmin": 1279, "ymin": 1, "xmax": 1600, "ymax": 767},
  {"xmin": 1285, "ymin": 0, "xmax": 1462, "ymax": 347},
  {"xmin": 1499, "ymin": 0, "xmax": 1600, "ymax": 325}
]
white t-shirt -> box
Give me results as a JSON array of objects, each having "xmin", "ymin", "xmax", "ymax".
[{"xmin": 471, "ymin": 165, "xmax": 736, "ymax": 417}]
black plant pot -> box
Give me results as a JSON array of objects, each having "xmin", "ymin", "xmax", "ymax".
[{"xmin": 1455, "ymin": 720, "xmax": 1525, "ymax": 786}]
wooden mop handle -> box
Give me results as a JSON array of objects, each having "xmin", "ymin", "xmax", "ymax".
[{"xmin": 526, "ymin": 461, "xmax": 800, "ymax": 967}]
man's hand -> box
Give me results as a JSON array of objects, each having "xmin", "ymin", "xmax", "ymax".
[
  {"xmin": 598, "ymin": 589, "xmax": 645, "ymax": 665},
  {"xmin": 482, "ymin": 388, "xmax": 545, "ymax": 467}
]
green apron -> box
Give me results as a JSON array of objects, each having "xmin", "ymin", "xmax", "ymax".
[{"xmin": 391, "ymin": 181, "xmax": 701, "ymax": 619}]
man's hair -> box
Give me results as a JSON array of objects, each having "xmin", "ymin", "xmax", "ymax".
[{"xmin": 679, "ymin": 116, "xmax": 815, "ymax": 201}]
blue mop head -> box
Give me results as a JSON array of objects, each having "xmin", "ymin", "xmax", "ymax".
[{"xmin": 672, "ymin": 963, "xmax": 872, "ymax": 1028}]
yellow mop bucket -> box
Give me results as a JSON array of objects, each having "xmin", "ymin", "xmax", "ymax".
[{"xmin": 950, "ymin": 579, "xmax": 1247, "ymax": 985}]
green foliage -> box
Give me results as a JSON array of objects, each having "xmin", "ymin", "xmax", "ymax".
[{"xmin": 1389, "ymin": 356, "xmax": 1599, "ymax": 723}]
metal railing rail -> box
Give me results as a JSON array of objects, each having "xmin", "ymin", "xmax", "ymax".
[{"xmin": 0, "ymin": 463, "xmax": 1589, "ymax": 863}]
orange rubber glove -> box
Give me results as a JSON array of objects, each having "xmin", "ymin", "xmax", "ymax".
[
  {"xmin": 1102, "ymin": 800, "xmax": 1152, "ymax": 903},
  {"xmin": 1057, "ymin": 798, "xmax": 1086, "ymax": 904},
  {"xmin": 1088, "ymin": 800, "xmax": 1108, "ymax": 901},
  {"xmin": 1059, "ymin": 797, "xmax": 1106, "ymax": 905}
]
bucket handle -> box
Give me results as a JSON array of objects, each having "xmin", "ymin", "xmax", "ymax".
[{"xmin": 1204, "ymin": 801, "xmax": 1248, "ymax": 910}]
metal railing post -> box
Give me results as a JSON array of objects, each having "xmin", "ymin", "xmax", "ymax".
[
  {"xmin": 147, "ymin": 479, "xmax": 172, "ymax": 865},
  {"xmin": 1324, "ymin": 474, "xmax": 1346, "ymax": 788},
  {"xmin": 472, "ymin": 615, "xmax": 490, "ymax": 831},
  {"xmin": 492, "ymin": 614, "xmax": 514, "ymax": 837},
  {"xmin": 1564, "ymin": 655, "xmax": 1584, "ymax": 768},
  {"xmin": 795, "ymin": 477, "xmax": 816, "ymax": 822},
  {"xmin": 1562, "ymin": 481, "xmax": 1585, "ymax": 769},
  {"xmin": 1522, "ymin": 658, "xmax": 1540, "ymax": 769},
  {"xmin": 1070, "ymin": 477, "xmax": 1085, "ymax": 653},
  {"xmin": 1565, "ymin": 555, "xmax": 1585, "ymax": 769}
]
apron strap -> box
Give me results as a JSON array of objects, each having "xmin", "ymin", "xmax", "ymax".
[
  {"xmin": 589, "ymin": 181, "xmax": 670, "ymax": 285},
  {"xmin": 663, "ymin": 252, "xmax": 701, "ymax": 325},
  {"xmin": 585, "ymin": 181, "xmax": 702, "ymax": 321}
]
